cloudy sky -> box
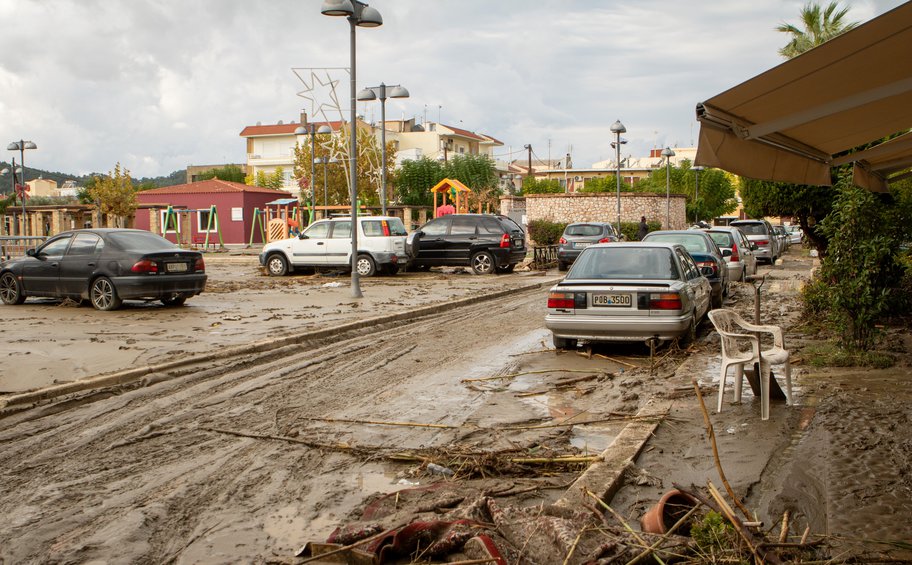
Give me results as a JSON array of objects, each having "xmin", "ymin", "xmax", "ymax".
[{"xmin": 0, "ymin": 0, "xmax": 904, "ymax": 179}]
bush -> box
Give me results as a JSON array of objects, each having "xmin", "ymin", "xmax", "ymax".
[
  {"xmin": 619, "ymin": 220, "xmax": 661, "ymax": 241},
  {"xmin": 527, "ymin": 219, "xmax": 567, "ymax": 245}
]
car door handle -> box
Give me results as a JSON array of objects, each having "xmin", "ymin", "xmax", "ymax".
[
  {"xmin": 316, "ymin": 242, "xmax": 324, "ymax": 245},
  {"xmin": 87, "ymin": 262, "xmax": 96, "ymax": 267},
  {"xmin": 50, "ymin": 262, "xmax": 59, "ymax": 267},
  {"xmin": 468, "ymin": 237, "xmax": 477, "ymax": 240}
]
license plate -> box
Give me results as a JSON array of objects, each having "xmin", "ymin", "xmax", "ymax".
[
  {"xmin": 592, "ymin": 293, "xmax": 631, "ymax": 307},
  {"xmin": 166, "ymin": 262, "xmax": 188, "ymax": 273},
  {"xmin": 574, "ymin": 242, "xmax": 590, "ymax": 249}
]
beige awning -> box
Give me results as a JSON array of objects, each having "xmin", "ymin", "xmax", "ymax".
[{"xmin": 695, "ymin": 1, "xmax": 912, "ymax": 191}]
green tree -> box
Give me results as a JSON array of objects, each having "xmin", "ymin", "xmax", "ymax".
[
  {"xmin": 197, "ymin": 164, "xmax": 246, "ymax": 183},
  {"xmin": 636, "ymin": 161, "xmax": 737, "ymax": 221},
  {"xmin": 444, "ymin": 154, "xmax": 500, "ymax": 211},
  {"xmin": 252, "ymin": 167, "xmax": 286, "ymax": 190},
  {"xmin": 394, "ymin": 157, "xmax": 444, "ymax": 207},
  {"xmin": 740, "ymin": 178, "xmax": 833, "ymax": 254},
  {"xmin": 577, "ymin": 177, "xmax": 617, "ymax": 193},
  {"xmin": 522, "ymin": 177, "xmax": 562, "ymax": 194},
  {"xmin": 776, "ymin": 1, "xmax": 858, "ymax": 59},
  {"xmin": 86, "ymin": 163, "xmax": 137, "ymax": 227}
]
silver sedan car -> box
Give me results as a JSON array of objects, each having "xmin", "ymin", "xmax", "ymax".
[
  {"xmin": 545, "ymin": 242, "xmax": 713, "ymax": 347},
  {"xmin": 703, "ymin": 227, "xmax": 758, "ymax": 282}
]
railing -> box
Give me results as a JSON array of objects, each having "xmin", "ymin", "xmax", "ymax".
[
  {"xmin": 531, "ymin": 245, "xmax": 558, "ymax": 270},
  {"xmin": 0, "ymin": 236, "xmax": 46, "ymax": 260}
]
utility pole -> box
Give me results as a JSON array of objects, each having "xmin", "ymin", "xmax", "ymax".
[{"xmin": 524, "ymin": 144, "xmax": 532, "ymax": 176}]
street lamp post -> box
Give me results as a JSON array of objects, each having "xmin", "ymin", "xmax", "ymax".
[
  {"xmin": 7, "ymin": 140, "xmax": 37, "ymax": 236},
  {"xmin": 609, "ymin": 120, "xmax": 626, "ymax": 237},
  {"xmin": 315, "ymin": 156, "xmax": 338, "ymax": 208},
  {"xmin": 321, "ymin": 0, "xmax": 383, "ymax": 299},
  {"xmin": 357, "ymin": 83, "xmax": 409, "ymax": 216},
  {"xmin": 661, "ymin": 147, "xmax": 675, "ymax": 228},
  {"xmin": 692, "ymin": 165, "xmax": 704, "ymax": 225},
  {"xmin": 295, "ymin": 123, "xmax": 333, "ymax": 224}
]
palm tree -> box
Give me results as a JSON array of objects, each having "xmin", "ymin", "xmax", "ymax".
[{"xmin": 776, "ymin": 1, "xmax": 859, "ymax": 59}]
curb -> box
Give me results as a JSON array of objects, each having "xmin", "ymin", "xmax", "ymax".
[{"xmin": 0, "ymin": 278, "xmax": 556, "ymax": 413}]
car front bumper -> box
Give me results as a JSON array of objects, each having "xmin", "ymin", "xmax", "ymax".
[{"xmin": 545, "ymin": 312, "xmax": 693, "ymax": 342}]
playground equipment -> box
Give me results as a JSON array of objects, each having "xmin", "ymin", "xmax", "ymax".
[
  {"xmin": 161, "ymin": 205, "xmax": 225, "ymax": 250},
  {"xmin": 430, "ymin": 178, "xmax": 472, "ymax": 217},
  {"xmin": 248, "ymin": 198, "xmax": 307, "ymax": 247}
]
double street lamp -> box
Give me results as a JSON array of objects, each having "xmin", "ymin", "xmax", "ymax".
[
  {"xmin": 609, "ymin": 120, "xmax": 626, "ymax": 237},
  {"xmin": 7, "ymin": 140, "xmax": 37, "ymax": 236},
  {"xmin": 661, "ymin": 147, "xmax": 675, "ymax": 228},
  {"xmin": 294, "ymin": 123, "xmax": 333, "ymax": 223},
  {"xmin": 321, "ymin": 0, "xmax": 383, "ymax": 299},
  {"xmin": 357, "ymin": 83, "xmax": 409, "ymax": 216}
]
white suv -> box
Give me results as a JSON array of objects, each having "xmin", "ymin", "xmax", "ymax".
[{"xmin": 259, "ymin": 216, "xmax": 408, "ymax": 277}]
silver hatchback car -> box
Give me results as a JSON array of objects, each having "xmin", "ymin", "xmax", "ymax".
[
  {"xmin": 703, "ymin": 227, "xmax": 758, "ymax": 282},
  {"xmin": 545, "ymin": 242, "xmax": 713, "ymax": 347}
]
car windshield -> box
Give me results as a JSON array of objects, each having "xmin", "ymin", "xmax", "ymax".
[
  {"xmin": 565, "ymin": 224, "xmax": 604, "ymax": 237},
  {"xmin": 707, "ymin": 231, "xmax": 734, "ymax": 247},
  {"xmin": 107, "ymin": 231, "xmax": 176, "ymax": 251},
  {"xmin": 567, "ymin": 247, "xmax": 678, "ymax": 280},
  {"xmin": 644, "ymin": 233, "xmax": 710, "ymax": 254},
  {"xmin": 733, "ymin": 223, "xmax": 765, "ymax": 236}
]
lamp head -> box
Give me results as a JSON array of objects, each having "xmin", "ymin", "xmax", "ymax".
[
  {"xmin": 294, "ymin": 126, "xmax": 307, "ymax": 135},
  {"xmin": 0, "ymin": 168, "xmax": 8, "ymax": 175},
  {"xmin": 692, "ymin": 165, "xmax": 705, "ymax": 172},
  {"xmin": 661, "ymin": 147, "xmax": 675, "ymax": 158},
  {"xmin": 356, "ymin": 88, "xmax": 377, "ymax": 101},
  {"xmin": 24, "ymin": 141, "xmax": 37, "ymax": 150},
  {"xmin": 389, "ymin": 85, "xmax": 409, "ymax": 98},
  {"xmin": 7, "ymin": 142, "xmax": 20, "ymax": 151},
  {"xmin": 356, "ymin": 5, "xmax": 383, "ymax": 27},
  {"xmin": 317, "ymin": 125, "xmax": 333, "ymax": 135},
  {"xmin": 609, "ymin": 120, "xmax": 626, "ymax": 134},
  {"xmin": 321, "ymin": 0, "xmax": 354, "ymax": 16}
]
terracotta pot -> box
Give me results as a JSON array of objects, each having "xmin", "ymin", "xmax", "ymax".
[{"xmin": 640, "ymin": 489, "xmax": 698, "ymax": 535}]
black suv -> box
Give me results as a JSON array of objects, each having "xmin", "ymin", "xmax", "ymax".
[{"xmin": 406, "ymin": 214, "xmax": 526, "ymax": 274}]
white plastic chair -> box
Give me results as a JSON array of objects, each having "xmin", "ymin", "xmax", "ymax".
[{"xmin": 707, "ymin": 309, "xmax": 792, "ymax": 420}]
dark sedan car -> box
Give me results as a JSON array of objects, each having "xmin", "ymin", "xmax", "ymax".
[
  {"xmin": 642, "ymin": 230, "xmax": 729, "ymax": 308},
  {"xmin": 0, "ymin": 229, "xmax": 207, "ymax": 311}
]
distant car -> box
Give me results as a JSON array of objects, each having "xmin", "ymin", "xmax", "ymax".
[
  {"xmin": 642, "ymin": 229, "xmax": 729, "ymax": 308},
  {"xmin": 702, "ymin": 227, "xmax": 758, "ymax": 282},
  {"xmin": 772, "ymin": 225, "xmax": 790, "ymax": 252},
  {"xmin": 406, "ymin": 214, "xmax": 526, "ymax": 275},
  {"xmin": 0, "ymin": 228, "xmax": 207, "ymax": 311},
  {"xmin": 730, "ymin": 219, "xmax": 780, "ymax": 264},
  {"xmin": 557, "ymin": 222, "xmax": 619, "ymax": 271},
  {"xmin": 785, "ymin": 224, "xmax": 803, "ymax": 245},
  {"xmin": 260, "ymin": 216, "xmax": 408, "ymax": 277},
  {"xmin": 545, "ymin": 242, "xmax": 713, "ymax": 347}
]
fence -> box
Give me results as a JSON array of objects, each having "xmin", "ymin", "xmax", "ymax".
[
  {"xmin": 0, "ymin": 236, "xmax": 47, "ymax": 260},
  {"xmin": 531, "ymin": 245, "xmax": 558, "ymax": 270}
]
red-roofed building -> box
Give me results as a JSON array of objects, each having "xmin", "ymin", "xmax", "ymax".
[{"xmin": 135, "ymin": 179, "xmax": 292, "ymax": 245}]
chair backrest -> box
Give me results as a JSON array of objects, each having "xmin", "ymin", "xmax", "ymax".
[{"xmin": 708, "ymin": 309, "xmax": 753, "ymax": 358}]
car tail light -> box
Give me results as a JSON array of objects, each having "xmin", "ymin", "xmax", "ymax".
[
  {"xmin": 696, "ymin": 260, "xmax": 718, "ymax": 276},
  {"xmin": 195, "ymin": 257, "xmax": 205, "ymax": 272},
  {"xmin": 381, "ymin": 220, "xmax": 391, "ymax": 236},
  {"xmin": 131, "ymin": 259, "xmax": 158, "ymax": 274},
  {"xmin": 756, "ymin": 239, "xmax": 769, "ymax": 246},
  {"xmin": 649, "ymin": 292, "xmax": 682, "ymax": 310},
  {"xmin": 547, "ymin": 291, "xmax": 586, "ymax": 309},
  {"xmin": 598, "ymin": 237, "xmax": 613, "ymax": 243},
  {"xmin": 559, "ymin": 237, "xmax": 567, "ymax": 244},
  {"xmin": 730, "ymin": 243, "xmax": 740, "ymax": 262},
  {"xmin": 500, "ymin": 233, "xmax": 511, "ymax": 248}
]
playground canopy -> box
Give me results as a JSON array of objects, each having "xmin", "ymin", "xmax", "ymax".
[{"xmin": 430, "ymin": 178, "xmax": 472, "ymax": 217}]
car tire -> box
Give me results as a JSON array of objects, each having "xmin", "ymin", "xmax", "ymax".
[
  {"xmin": 470, "ymin": 251, "xmax": 495, "ymax": 275},
  {"xmin": 558, "ymin": 261, "xmax": 568, "ymax": 272},
  {"xmin": 90, "ymin": 277, "xmax": 123, "ymax": 311},
  {"xmin": 711, "ymin": 288, "xmax": 724, "ymax": 310},
  {"xmin": 0, "ymin": 272, "xmax": 26, "ymax": 305},
  {"xmin": 496, "ymin": 263, "xmax": 515, "ymax": 274},
  {"xmin": 382, "ymin": 264, "xmax": 399, "ymax": 276},
  {"xmin": 680, "ymin": 313, "xmax": 698, "ymax": 345},
  {"xmin": 355, "ymin": 254, "xmax": 376, "ymax": 277},
  {"xmin": 553, "ymin": 335, "xmax": 577, "ymax": 349},
  {"xmin": 161, "ymin": 293, "xmax": 187, "ymax": 307},
  {"xmin": 266, "ymin": 253, "xmax": 289, "ymax": 277}
]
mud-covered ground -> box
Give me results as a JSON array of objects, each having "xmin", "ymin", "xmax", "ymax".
[{"xmin": 1, "ymin": 248, "xmax": 910, "ymax": 563}]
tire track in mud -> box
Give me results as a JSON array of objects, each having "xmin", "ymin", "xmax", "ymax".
[{"xmin": 0, "ymin": 289, "xmax": 554, "ymax": 563}]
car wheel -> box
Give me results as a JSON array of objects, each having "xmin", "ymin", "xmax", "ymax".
[
  {"xmin": 680, "ymin": 313, "xmax": 698, "ymax": 345},
  {"xmin": 553, "ymin": 335, "xmax": 577, "ymax": 349},
  {"xmin": 161, "ymin": 293, "xmax": 187, "ymax": 307},
  {"xmin": 382, "ymin": 264, "xmax": 399, "ymax": 276},
  {"xmin": 266, "ymin": 253, "xmax": 289, "ymax": 276},
  {"xmin": 355, "ymin": 254, "xmax": 376, "ymax": 277},
  {"xmin": 711, "ymin": 288, "xmax": 724, "ymax": 310},
  {"xmin": 0, "ymin": 272, "xmax": 26, "ymax": 305},
  {"xmin": 90, "ymin": 277, "xmax": 123, "ymax": 311},
  {"xmin": 558, "ymin": 261, "xmax": 568, "ymax": 272},
  {"xmin": 496, "ymin": 263, "xmax": 515, "ymax": 274},
  {"xmin": 470, "ymin": 251, "xmax": 495, "ymax": 275}
]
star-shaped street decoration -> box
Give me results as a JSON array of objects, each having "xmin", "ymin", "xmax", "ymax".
[{"xmin": 293, "ymin": 67, "xmax": 348, "ymax": 124}]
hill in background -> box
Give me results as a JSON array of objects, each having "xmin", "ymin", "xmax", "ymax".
[{"xmin": 0, "ymin": 162, "xmax": 186, "ymax": 189}]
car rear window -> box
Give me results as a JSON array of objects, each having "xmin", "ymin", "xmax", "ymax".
[
  {"xmin": 568, "ymin": 247, "xmax": 678, "ymax": 280},
  {"xmin": 565, "ymin": 224, "xmax": 603, "ymax": 237},
  {"xmin": 498, "ymin": 216, "xmax": 523, "ymax": 233},
  {"xmin": 733, "ymin": 222, "xmax": 766, "ymax": 236},
  {"xmin": 644, "ymin": 233, "xmax": 709, "ymax": 254},
  {"xmin": 362, "ymin": 218, "xmax": 408, "ymax": 237},
  {"xmin": 707, "ymin": 231, "xmax": 734, "ymax": 247},
  {"xmin": 107, "ymin": 231, "xmax": 176, "ymax": 251}
]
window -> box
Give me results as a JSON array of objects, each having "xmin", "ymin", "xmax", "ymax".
[
  {"xmin": 66, "ymin": 233, "xmax": 102, "ymax": 256},
  {"xmin": 449, "ymin": 216, "xmax": 476, "ymax": 235},
  {"xmin": 420, "ymin": 218, "xmax": 448, "ymax": 236},
  {"xmin": 677, "ymin": 250, "xmax": 698, "ymax": 280},
  {"xmin": 160, "ymin": 210, "xmax": 180, "ymax": 233},
  {"xmin": 197, "ymin": 209, "xmax": 218, "ymax": 233},
  {"xmin": 304, "ymin": 221, "xmax": 330, "ymax": 239},
  {"xmin": 38, "ymin": 236, "xmax": 73, "ymax": 257},
  {"xmin": 330, "ymin": 221, "xmax": 352, "ymax": 238}
]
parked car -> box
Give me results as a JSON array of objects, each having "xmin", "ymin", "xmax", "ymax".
[
  {"xmin": 772, "ymin": 225, "xmax": 790, "ymax": 252},
  {"xmin": 641, "ymin": 229, "xmax": 729, "ymax": 308},
  {"xmin": 785, "ymin": 224, "xmax": 803, "ymax": 245},
  {"xmin": 0, "ymin": 229, "xmax": 207, "ymax": 311},
  {"xmin": 730, "ymin": 219, "xmax": 780, "ymax": 264},
  {"xmin": 406, "ymin": 214, "xmax": 526, "ymax": 275},
  {"xmin": 557, "ymin": 222, "xmax": 619, "ymax": 271},
  {"xmin": 702, "ymin": 227, "xmax": 758, "ymax": 282},
  {"xmin": 260, "ymin": 216, "xmax": 407, "ymax": 277},
  {"xmin": 545, "ymin": 242, "xmax": 713, "ymax": 347}
]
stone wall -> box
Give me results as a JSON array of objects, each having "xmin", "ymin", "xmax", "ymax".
[{"xmin": 502, "ymin": 192, "xmax": 688, "ymax": 230}]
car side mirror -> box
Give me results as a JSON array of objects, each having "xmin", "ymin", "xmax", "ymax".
[
  {"xmin": 722, "ymin": 249, "xmax": 732, "ymax": 258},
  {"xmin": 298, "ymin": 233, "xmax": 308, "ymax": 240},
  {"xmin": 26, "ymin": 249, "xmax": 37, "ymax": 257},
  {"xmin": 700, "ymin": 266, "xmax": 715, "ymax": 276},
  {"xmin": 751, "ymin": 243, "xmax": 759, "ymax": 250}
]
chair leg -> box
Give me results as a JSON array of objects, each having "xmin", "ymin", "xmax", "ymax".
[
  {"xmin": 717, "ymin": 363, "xmax": 728, "ymax": 413},
  {"xmin": 733, "ymin": 363, "xmax": 744, "ymax": 403},
  {"xmin": 783, "ymin": 358, "xmax": 792, "ymax": 406},
  {"xmin": 760, "ymin": 360, "xmax": 771, "ymax": 421}
]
